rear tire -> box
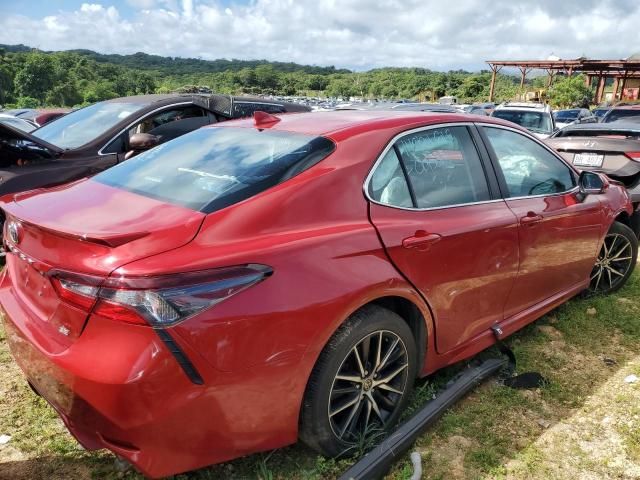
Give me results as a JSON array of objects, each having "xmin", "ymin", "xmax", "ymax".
[
  {"xmin": 589, "ymin": 221, "xmax": 638, "ymax": 295},
  {"xmin": 299, "ymin": 305, "xmax": 417, "ymax": 457}
]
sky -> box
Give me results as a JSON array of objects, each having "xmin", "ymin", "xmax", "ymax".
[{"xmin": 0, "ymin": 0, "xmax": 638, "ymax": 71}]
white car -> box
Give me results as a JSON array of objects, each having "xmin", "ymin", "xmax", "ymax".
[{"xmin": 491, "ymin": 102, "xmax": 555, "ymax": 139}]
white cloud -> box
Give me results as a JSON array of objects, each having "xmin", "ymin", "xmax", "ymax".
[
  {"xmin": 126, "ymin": 0, "xmax": 156, "ymax": 8},
  {"xmin": 0, "ymin": 0, "xmax": 638, "ymax": 70}
]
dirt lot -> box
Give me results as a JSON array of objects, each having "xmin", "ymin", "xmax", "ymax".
[{"xmin": 1, "ymin": 271, "xmax": 639, "ymax": 480}]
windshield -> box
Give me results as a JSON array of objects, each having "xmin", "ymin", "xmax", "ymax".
[
  {"xmin": 553, "ymin": 110, "xmax": 579, "ymax": 122},
  {"xmin": 492, "ymin": 110, "xmax": 553, "ymax": 134},
  {"xmin": 593, "ymin": 109, "xmax": 609, "ymax": 118},
  {"xmin": 95, "ymin": 127, "xmax": 335, "ymax": 212},
  {"xmin": 603, "ymin": 109, "xmax": 640, "ymax": 123},
  {"xmin": 0, "ymin": 117, "xmax": 36, "ymax": 133},
  {"xmin": 32, "ymin": 101, "xmax": 149, "ymax": 149}
]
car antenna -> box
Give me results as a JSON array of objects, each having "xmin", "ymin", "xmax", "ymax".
[{"xmin": 253, "ymin": 111, "xmax": 281, "ymax": 128}]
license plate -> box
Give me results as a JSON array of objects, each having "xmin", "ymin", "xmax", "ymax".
[{"xmin": 573, "ymin": 153, "xmax": 604, "ymax": 167}]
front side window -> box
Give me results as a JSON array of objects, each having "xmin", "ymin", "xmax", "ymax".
[
  {"xmin": 553, "ymin": 110, "xmax": 579, "ymax": 122},
  {"xmin": 395, "ymin": 126, "xmax": 491, "ymax": 209},
  {"xmin": 128, "ymin": 106, "xmax": 206, "ymax": 138},
  {"xmin": 94, "ymin": 127, "xmax": 335, "ymax": 212},
  {"xmin": 103, "ymin": 105, "xmax": 212, "ymax": 154},
  {"xmin": 483, "ymin": 127, "xmax": 576, "ymax": 197}
]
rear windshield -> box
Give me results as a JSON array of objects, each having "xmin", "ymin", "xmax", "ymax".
[
  {"xmin": 492, "ymin": 110, "xmax": 553, "ymax": 135},
  {"xmin": 94, "ymin": 126, "xmax": 335, "ymax": 212},
  {"xmin": 603, "ymin": 109, "xmax": 640, "ymax": 123},
  {"xmin": 553, "ymin": 110, "xmax": 579, "ymax": 121}
]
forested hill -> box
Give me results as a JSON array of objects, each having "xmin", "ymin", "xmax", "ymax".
[
  {"xmin": 0, "ymin": 44, "xmax": 350, "ymax": 75},
  {"xmin": 0, "ymin": 44, "xmax": 593, "ymax": 110}
]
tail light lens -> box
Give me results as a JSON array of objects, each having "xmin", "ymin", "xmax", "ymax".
[
  {"xmin": 50, "ymin": 264, "xmax": 272, "ymax": 327},
  {"xmin": 625, "ymin": 152, "xmax": 640, "ymax": 161}
]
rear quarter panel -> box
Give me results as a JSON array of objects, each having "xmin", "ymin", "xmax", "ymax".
[{"xmin": 110, "ymin": 130, "xmax": 437, "ymax": 445}]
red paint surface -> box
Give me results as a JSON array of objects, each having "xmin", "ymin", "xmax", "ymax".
[{"xmin": 0, "ymin": 111, "xmax": 633, "ymax": 478}]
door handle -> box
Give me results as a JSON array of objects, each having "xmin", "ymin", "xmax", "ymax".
[
  {"xmin": 402, "ymin": 230, "xmax": 442, "ymax": 250},
  {"xmin": 520, "ymin": 212, "xmax": 543, "ymax": 226}
]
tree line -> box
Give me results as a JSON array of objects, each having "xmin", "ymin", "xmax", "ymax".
[{"xmin": 0, "ymin": 46, "xmax": 594, "ymax": 109}]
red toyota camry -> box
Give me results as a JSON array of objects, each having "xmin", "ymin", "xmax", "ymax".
[{"xmin": 1, "ymin": 111, "xmax": 637, "ymax": 478}]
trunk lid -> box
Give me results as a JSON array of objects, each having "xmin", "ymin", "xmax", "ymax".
[
  {"xmin": 1, "ymin": 179, "xmax": 205, "ymax": 349},
  {"xmin": 546, "ymin": 136, "xmax": 640, "ymax": 182}
]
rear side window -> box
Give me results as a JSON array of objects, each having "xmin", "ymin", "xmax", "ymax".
[
  {"xmin": 232, "ymin": 102, "xmax": 285, "ymax": 118},
  {"xmin": 483, "ymin": 127, "xmax": 576, "ymax": 197},
  {"xmin": 368, "ymin": 126, "xmax": 491, "ymax": 210},
  {"xmin": 95, "ymin": 127, "xmax": 335, "ymax": 212},
  {"xmin": 396, "ymin": 126, "xmax": 491, "ymax": 209}
]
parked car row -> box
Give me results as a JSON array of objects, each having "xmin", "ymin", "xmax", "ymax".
[
  {"xmin": 0, "ymin": 95, "xmax": 638, "ymax": 478},
  {"xmin": 0, "ymin": 94, "xmax": 309, "ymax": 200}
]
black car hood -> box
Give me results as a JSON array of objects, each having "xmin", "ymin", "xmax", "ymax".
[{"xmin": 0, "ymin": 122, "xmax": 64, "ymax": 155}]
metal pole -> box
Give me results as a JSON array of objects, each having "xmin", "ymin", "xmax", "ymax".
[
  {"xmin": 596, "ymin": 74, "xmax": 606, "ymax": 103},
  {"xmin": 612, "ymin": 76, "xmax": 620, "ymax": 102},
  {"xmin": 489, "ymin": 66, "xmax": 500, "ymax": 102}
]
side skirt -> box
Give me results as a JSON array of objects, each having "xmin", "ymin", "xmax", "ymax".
[
  {"xmin": 338, "ymin": 358, "xmax": 507, "ymax": 480},
  {"xmin": 422, "ymin": 280, "xmax": 588, "ymax": 376}
]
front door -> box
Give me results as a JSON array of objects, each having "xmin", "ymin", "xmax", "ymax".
[
  {"xmin": 367, "ymin": 125, "xmax": 520, "ymax": 354},
  {"xmin": 480, "ymin": 125, "xmax": 604, "ymax": 318}
]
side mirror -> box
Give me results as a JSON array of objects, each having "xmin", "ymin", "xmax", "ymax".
[
  {"xmin": 578, "ymin": 170, "xmax": 608, "ymax": 197},
  {"xmin": 129, "ymin": 133, "xmax": 160, "ymax": 151}
]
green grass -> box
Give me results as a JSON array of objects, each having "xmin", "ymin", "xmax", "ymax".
[{"xmin": 1, "ymin": 272, "xmax": 639, "ymax": 479}]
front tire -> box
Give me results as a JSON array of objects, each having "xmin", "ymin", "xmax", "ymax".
[
  {"xmin": 589, "ymin": 221, "xmax": 638, "ymax": 295},
  {"xmin": 299, "ymin": 305, "xmax": 417, "ymax": 457}
]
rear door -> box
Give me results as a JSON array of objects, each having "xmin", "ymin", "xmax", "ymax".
[
  {"xmin": 367, "ymin": 124, "xmax": 520, "ymax": 354},
  {"xmin": 480, "ymin": 125, "xmax": 604, "ymax": 318}
]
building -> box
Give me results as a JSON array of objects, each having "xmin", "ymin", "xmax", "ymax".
[{"xmin": 485, "ymin": 54, "xmax": 640, "ymax": 103}]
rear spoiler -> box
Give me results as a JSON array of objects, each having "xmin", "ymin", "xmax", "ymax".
[{"xmin": 1, "ymin": 199, "xmax": 149, "ymax": 248}]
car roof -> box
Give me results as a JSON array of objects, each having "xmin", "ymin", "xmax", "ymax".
[
  {"xmin": 495, "ymin": 102, "xmax": 551, "ymax": 112},
  {"xmin": 103, "ymin": 94, "xmax": 194, "ymax": 104},
  {"xmin": 213, "ymin": 110, "xmax": 522, "ymax": 139},
  {"xmin": 610, "ymin": 104, "xmax": 640, "ymax": 110}
]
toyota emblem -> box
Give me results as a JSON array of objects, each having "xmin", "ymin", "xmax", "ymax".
[{"xmin": 7, "ymin": 221, "xmax": 21, "ymax": 244}]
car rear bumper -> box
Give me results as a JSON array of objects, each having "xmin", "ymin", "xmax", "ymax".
[{"xmin": 0, "ymin": 271, "xmax": 301, "ymax": 478}]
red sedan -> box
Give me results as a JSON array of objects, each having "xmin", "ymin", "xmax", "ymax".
[{"xmin": 0, "ymin": 111, "xmax": 637, "ymax": 478}]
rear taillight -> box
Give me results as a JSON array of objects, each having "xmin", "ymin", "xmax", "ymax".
[
  {"xmin": 50, "ymin": 264, "xmax": 272, "ymax": 327},
  {"xmin": 625, "ymin": 152, "xmax": 640, "ymax": 161},
  {"xmin": 50, "ymin": 271, "xmax": 103, "ymax": 311},
  {"xmin": 51, "ymin": 277, "xmax": 99, "ymax": 310}
]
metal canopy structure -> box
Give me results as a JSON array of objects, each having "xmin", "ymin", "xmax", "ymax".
[{"xmin": 485, "ymin": 57, "xmax": 640, "ymax": 102}]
